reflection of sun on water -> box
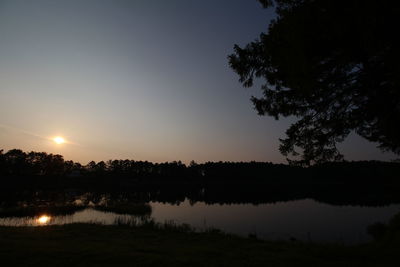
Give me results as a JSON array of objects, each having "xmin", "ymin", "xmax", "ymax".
[{"xmin": 37, "ymin": 215, "xmax": 51, "ymax": 225}]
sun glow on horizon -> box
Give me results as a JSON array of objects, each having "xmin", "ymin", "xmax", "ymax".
[{"xmin": 53, "ymin": 136, "xmax": 65, "ymax": 144}]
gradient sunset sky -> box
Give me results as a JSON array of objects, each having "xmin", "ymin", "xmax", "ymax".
[{"xmin": 0, "ymin": 0, "xmax": 396, "ymax": 164}]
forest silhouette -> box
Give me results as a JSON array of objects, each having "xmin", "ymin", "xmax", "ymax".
[
  {"xmin": 1, "ymin": 148, "xmax": 400, "ymax": 207},
  {"xmin": 1, "ymin": 1, "xmax": 400, "ymax": 265}
]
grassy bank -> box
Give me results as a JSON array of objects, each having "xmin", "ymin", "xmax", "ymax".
[{"xmin": 0, "ymin": 223, "xmax": 398, "ymax": 267}]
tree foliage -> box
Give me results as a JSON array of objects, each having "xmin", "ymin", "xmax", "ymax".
[{"xmin": 229, "ymin": 0, "xmax": 400, "ymax": 165}]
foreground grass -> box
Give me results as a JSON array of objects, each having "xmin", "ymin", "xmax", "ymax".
[{"xmin": 0, "ymin": 223, "xmax": 398, "ymax": 267}]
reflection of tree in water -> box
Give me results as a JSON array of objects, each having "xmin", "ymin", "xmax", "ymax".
[
  {"xmin": 1, "ymin": 150, "xmax": 400, "ymax": 210},
  {"xmin": 1, "ymin": 180, "xmax": 400, "ymax": 220},
  {"xmin": 0, "ymin": 191, "xmax": 152, "ymax": 218}
]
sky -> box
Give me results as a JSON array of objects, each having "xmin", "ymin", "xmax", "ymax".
[{"xmin": 0, "ymin": 0, "xmax": 397, "ymax": 164}]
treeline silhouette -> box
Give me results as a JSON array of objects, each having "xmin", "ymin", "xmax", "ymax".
[
  {"xmin": 2, "ymin": 148, "xmax": 399, "ymax": 180},
  {"xmin": 1, "ymin": 149, "xmax": 400, "ymax": 206},
  {"xmin": 1, "ymin": 149, "xmax": 300, "ymax": 179}
]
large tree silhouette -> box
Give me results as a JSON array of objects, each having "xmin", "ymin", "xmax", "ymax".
[{"xmin": 229, "ymin": 0, "xmax": 400, "ymax": 165}]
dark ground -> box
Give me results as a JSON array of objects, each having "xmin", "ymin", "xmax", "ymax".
[{"xmin": 0, "ymin": 223, "xmax": 399, "ymax": 267}]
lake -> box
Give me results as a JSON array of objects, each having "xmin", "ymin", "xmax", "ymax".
[{"xmin": 1, "ymin": 198, "xmax": 399, "ymax": 244}]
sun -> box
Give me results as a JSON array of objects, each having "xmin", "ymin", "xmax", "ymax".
[{"xmin": 53, "ymin": 136, "xmax": 65, "ymax": 144}]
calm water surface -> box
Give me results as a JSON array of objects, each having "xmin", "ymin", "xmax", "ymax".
[
  {"xmin": 1, "ymin": 199, "xmax": 399, "ymax": 244},
  {"xmin": 151, "ymin": 199, "xmax": 400, "ymax": 243}
]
